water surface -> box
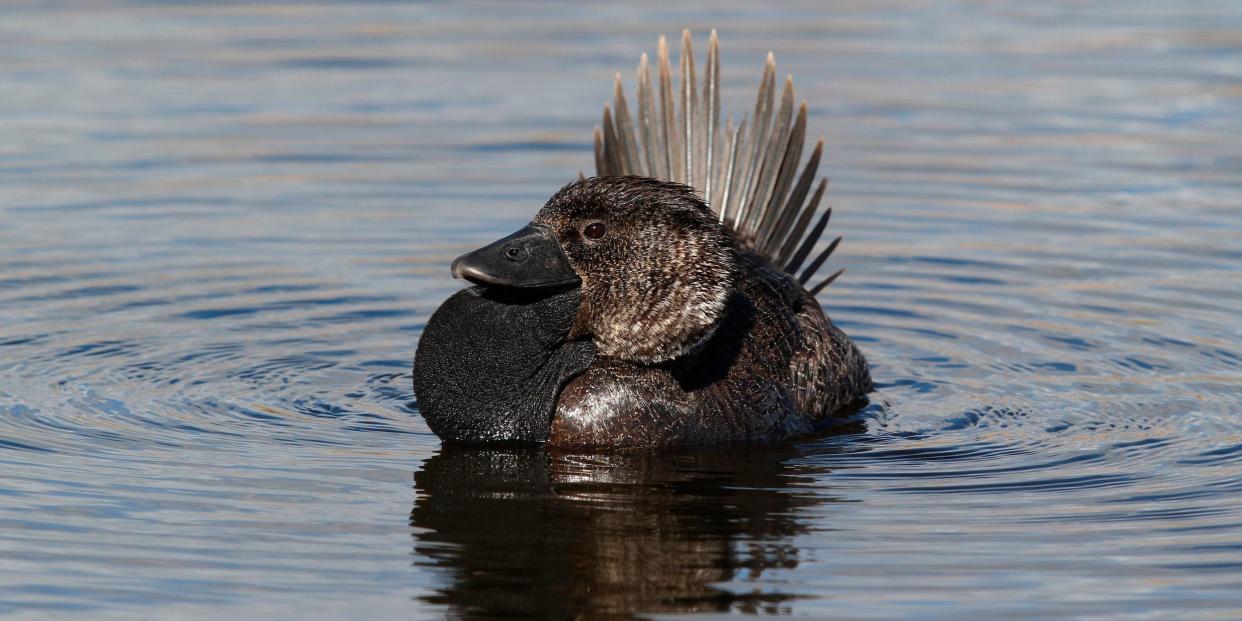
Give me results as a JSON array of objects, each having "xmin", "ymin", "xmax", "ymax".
[{"xmin": 2, "ymin": 1, "xmax": 1241, "ymax": 619}]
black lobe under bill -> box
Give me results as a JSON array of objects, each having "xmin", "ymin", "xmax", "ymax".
[{"xmin": 413, "ymin": 286, "xmax": 595, "ymax": 444}]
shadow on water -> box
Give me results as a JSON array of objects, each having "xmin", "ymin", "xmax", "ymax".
[{"xmin": 411, "ymin": 444, "xmax": 836, "ymax": 618}]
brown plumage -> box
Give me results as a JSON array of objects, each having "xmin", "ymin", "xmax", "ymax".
[{"xmin": 537, "ymin": 177, "xmax": 870, "ymax": 449}]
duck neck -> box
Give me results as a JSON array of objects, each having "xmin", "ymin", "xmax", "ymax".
[{"xmin": 572, "ymin": 270, "xmax": 734, "ymax": 365}]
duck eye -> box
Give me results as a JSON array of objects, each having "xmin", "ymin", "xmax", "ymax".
[{"xmin": 583, "ymin": 222, "xmax": 607, "ymax": 240}]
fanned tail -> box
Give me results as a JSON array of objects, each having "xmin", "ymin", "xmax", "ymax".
[{"xmin": 595, "ymin": 30, "xmax": 845, "ymax": 297}]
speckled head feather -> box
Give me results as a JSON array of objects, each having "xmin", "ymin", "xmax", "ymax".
[{"xmin": 534, "ymin": 176, "xmax": 736, "ymax": 364}]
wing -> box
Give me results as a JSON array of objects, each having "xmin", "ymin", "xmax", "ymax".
[{"xmin": 594, "ymin": 30, "xmax": 844, "ymax": 298}]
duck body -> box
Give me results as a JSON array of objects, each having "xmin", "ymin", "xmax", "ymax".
[
  {"xmin": 552, "ymin": 250, "xmax": 870, "ymax": 449},
  {"xmin": 416, "ymin": 176, "xmax": 871, "ymax": 449}
]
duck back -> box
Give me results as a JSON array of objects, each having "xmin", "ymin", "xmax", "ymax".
[{"xmin": 551, "ymin": 252, "xmax": 870, "ymax": 449}]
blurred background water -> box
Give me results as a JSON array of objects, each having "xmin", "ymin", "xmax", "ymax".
[{"xmin": 1, "ymin": 1, "xmax": 1240, "ymax": 619}]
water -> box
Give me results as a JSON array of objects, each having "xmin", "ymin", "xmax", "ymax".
[{"xmin": 2, "ymin": 1, "xmax": 1240, "ymax": 618}]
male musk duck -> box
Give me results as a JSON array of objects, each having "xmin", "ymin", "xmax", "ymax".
[{"xmin": 414, "ymin": 31, "xmax": 872, "ymax": 449}]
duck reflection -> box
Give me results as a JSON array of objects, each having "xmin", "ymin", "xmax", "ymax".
[{"xmin": 411, "ymin": 445, "xmax": 838, "ymax": 618}]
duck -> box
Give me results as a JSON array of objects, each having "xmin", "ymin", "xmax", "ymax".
[{"xmin": 414, "ymin": 30, "xmax": 872, "ymax": 449}]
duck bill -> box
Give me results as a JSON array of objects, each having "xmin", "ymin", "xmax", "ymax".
[{"xmin": 451, "ymin": 224, "xmax": 580, "ymax": 289}]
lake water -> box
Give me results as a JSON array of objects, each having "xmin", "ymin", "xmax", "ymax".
[{"xmin": 2, "ymin": 1, "xmax": 1240, "ymax": 619}]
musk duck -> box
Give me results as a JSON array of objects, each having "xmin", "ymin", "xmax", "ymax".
[{"xmin": 414, "ymin": 31, "xmax": 872, "ymax": 449}]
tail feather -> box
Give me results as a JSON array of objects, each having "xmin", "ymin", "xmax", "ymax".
[
  {"xmin": 731, "ymin": 57, "xmax": 776, "ymax": 234},
  {"xmin": 785, "ymin": 204, "xmax": 831, "ymax": 275},
  {"xmin": 703, "ymin": 31, "xmax": 721, "ymax": 205},
  {"xmin": 742, "ymin": 78, "xmax": 796, "ymax": 244},
  {"xmin": 658, "ymin": 36, "xmax": 678, "ymax": 183},
  {"xmin": 717, "ymin": 115, "xmax": 744, "ymax": 226},
  {"xmin": 636, "ymin": 53, "xmax": 659, "ymax": 177},
  {"xmin": 809, "ymin": 268, "xmax": 845, "ymax": 297},
  {"xmin": 763, "ymin": 138, "xmax": 823, "ymax": 257},
  {"xmin": 593, "ymin": 126, "xmax": 606, "ymax": 176},
  {"xmin": 799, "ymin": 236, "xmax": 842, "ymax": 285},
  {"xmin": 600, "ymin": 104, "xmax": 621, "ymax": 175},
  {"xmin": 754, "ymin": 101, "xmax": 807, "ymax": 252},
  {"xmin": 680, "ymin": 29, "xmax": 697, "ymax": 188},
  {"xmin": 596, "ymin": 30, "xmax": 846, "ymax": 297},
  {"xmin": 776, "ymin": 178, "xmax": 828, "ymax": 268},
  {"xmin": 613, "ymin": 74, "xmax": 642, "ymax": 175}
]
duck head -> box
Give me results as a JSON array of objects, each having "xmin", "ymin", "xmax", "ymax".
[{"xmin": 453, "ymin": 176, "xmax": 736, "ymax": 364}]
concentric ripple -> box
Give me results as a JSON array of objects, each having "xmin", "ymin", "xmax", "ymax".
[{"xmin": 2, "ymin": 1, "xmax": 1241, "ymax": 619}]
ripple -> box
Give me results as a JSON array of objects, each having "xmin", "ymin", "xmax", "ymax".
[{"xmin": 2, "ymin": 0, "xmax": 1241, "ymax": 618}]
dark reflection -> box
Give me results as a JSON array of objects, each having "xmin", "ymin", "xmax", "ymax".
[{"xmin": 411, "ymin": 444, "xmax": 839, "ymax": 618}]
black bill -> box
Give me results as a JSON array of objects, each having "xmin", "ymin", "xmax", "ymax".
[{"xmin": 450, "ymin": 224, "xmax": 579, "ymax": 289}]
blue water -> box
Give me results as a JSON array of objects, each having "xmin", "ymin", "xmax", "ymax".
[{"xmin": 2, "ymin": 1, "xmax": 1241, "ymax": 619}]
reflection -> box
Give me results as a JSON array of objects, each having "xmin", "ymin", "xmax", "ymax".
[{"xmin": 411, "ymin": 444, "xmax": 839, "ymax": 618}]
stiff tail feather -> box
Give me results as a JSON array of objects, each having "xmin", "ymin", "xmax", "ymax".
[{"xmin": 594, "ymin": 30, "xmax": 845, "ymax": 297}]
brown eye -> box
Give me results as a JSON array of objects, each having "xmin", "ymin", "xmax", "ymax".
[{"xmin": 583, "ymin": 222, "xmax": 607, "ymax": 240}]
